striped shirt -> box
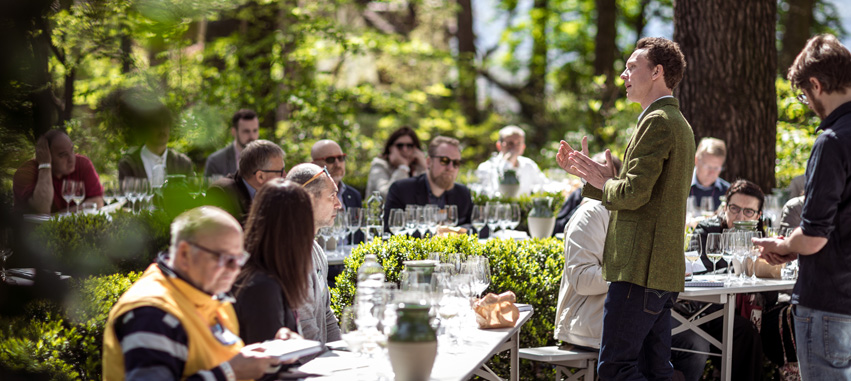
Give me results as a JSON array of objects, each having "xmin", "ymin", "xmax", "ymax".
[{"xmin": 114, "ymin": 306, "xmax": 235, "ymax": 381}]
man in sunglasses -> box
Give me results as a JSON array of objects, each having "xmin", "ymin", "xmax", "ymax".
[
  {"xmin": 286, "ymin": 164, "xmax": 343, "ymax": 345},
  {"xmin": 207, "ymin": 140, "xmax": 285, "ymax": 225},
  {"xmin": 384, "ymin": 136, "xmax": 473, "ymax": 231},
  {"xmin": 310, "ymin": 140, "xmax": 362, "ymax": 212},
  {"xmin": 205, "ymin": 109, "xmax": 261, "ymax": 178},
  {"xmin": 103, "ymin": 206, "xmax": 293, "ymax": 381},
  {"xmin": 477, "ymin": 125, "xmax": 550, "ymax": 196}
]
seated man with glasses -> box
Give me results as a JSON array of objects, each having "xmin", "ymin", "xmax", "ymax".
[
  {"xmin": 103, "ymin": 206, "xmax": 295, "ymax": 381},
  {"xmin": 476, "ymin": 125, "xmax": 549, "ymax": 196},
  {"xmin": 207, "ymin": 140, "xmax": 285, "ymax": 225},
  {"xmin": 384, "ymin": 136, "xmax": 473, "ymax": 231},
  {"xmin": 690, "ymin": 137, "xmax": 730, "ymax": 212},
  {"xmin": 310, "ymin": 139, "xmax": 362, "ymax": 215}
]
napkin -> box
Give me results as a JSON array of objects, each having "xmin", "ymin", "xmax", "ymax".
[
  {"xmin": 473, "ymin": 291, "xmax": 519, "ymax": 329},
  {"xmin": 437, "ymin": 226, "xmax": 467, "ymax": 236}
]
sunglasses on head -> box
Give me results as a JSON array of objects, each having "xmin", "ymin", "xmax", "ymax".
[
  {"xmin": 433, "ymin": 156, "xmax": 462, "ymax": 168},
  {"xmin": 316, "ymin": 154, "xmax": 347, "ymax": 165},
  {"xmin": 394, "ymin": 143, "xmax": 416, "ymax": 150},
  {"xmin": 303, "ymin": 166, "xmax": 332, "ymax": 187}
]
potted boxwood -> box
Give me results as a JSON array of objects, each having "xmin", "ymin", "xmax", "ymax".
[
  {"xmin": 527, "ymin": 196, "xmax": 556, "ymax": 238},
  {"xmin": 498, "ymin": 169, "xmax": 521, "ymax": 198}
]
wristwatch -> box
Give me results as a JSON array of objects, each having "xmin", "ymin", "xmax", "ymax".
[{"xmin": 38, "ymin": 163, "xmax": 52, "ymax": 170}]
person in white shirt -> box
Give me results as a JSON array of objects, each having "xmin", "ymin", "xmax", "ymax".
[
  {"xmin": 117, "ymin": 99, "xmax": 193, "ymax": 184},
  {"xmin": 476, "ymin": 125, "xmax": 548, "ymax": 195}
]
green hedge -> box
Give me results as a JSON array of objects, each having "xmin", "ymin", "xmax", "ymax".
[
  {"xmin": 0, "ymin": 272, "xmax": 142, "ymax": 380},
  {"xmin": 330, "ymin": 234, "xmax": 565, "ymax": 379},
  {"xmin": 30, "ymin": 210, "xmax": 171, "ymax": 276}
]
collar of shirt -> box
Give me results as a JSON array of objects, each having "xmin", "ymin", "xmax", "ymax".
[
  {"xmin": 637, "ymin": 95, "xmax": 674, "ymax": 122},
  {"xmin": 337, "ymin": 181, "xmax": 348, "ymax": 208},
  {"xmin": 690, "ymin": 169, "xmax": 723, "ymax": 191},
  {"xmin": 425, "ymin": 177, "xmax": 447, "ymax": 208},
  {"xmin": 817, "ymin": 100, "xmax": 851, "ymax": 133},
  {"xmin": 140, "ymin": 145, "xmax": 168, "ymax": 184},
  {"xmin": 242, "ymin": 178, "xmax": 256, "ymax": 200}
]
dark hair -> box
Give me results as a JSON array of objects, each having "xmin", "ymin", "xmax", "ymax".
[
  {"xmin": 725, "ymin": 179, "xmax": 766, "ymax": 212},
  {"xmin": 238, "ymin": 140, "xmax": 284, "ymax": 180},
  {"xmin": 235, "ymin": 179, "xmax": 314, "ymax": 308},
  {"xmin": 787, "ymin": 34, "xmax": 851, "ymax": 94},
  {"xmin": 635, "ymin": 37, "xmax": 687, "ymax": 90},
  {"xmin": 427, "ymin": 136, "xmax": 461, "ymax": 157},
  {"xmin": 232, "ymin": 109, "xmax": 258, "ymax": 129},
  {"xmin": 382, "ymin": 126, "xmax": 422, "ymax": 157}
]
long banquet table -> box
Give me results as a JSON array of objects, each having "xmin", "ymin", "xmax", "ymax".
[
  {"xmin": 295, "ymin": 309, "xmax": 534, "ymax": 380},
  {"xmin": 674, "ymin": 276, "xmax": 796, "ymax": 381}
]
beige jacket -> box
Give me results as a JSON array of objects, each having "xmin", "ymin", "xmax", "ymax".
[
  {"xmin": 365, "ymin": 157, "xmax": 424, "ymax": 198},
  {"xmin": 554, "ymin": 199, "xmax": 610, "ymax": 348}
]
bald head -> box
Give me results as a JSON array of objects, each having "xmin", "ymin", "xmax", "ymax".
[
  {"xmin": 310, "ymin": 140, "xmax": 346, "ymax": 185},
  {"xmin": 41, "ymin": 129, "xmax": 76, "ymax": 177}
]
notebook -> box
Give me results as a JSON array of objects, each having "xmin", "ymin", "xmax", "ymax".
[
  {"xmin": 684, "ymin": 281, "xmax": 725, "ymax": 288},
  {"xmin": 258, "ymin": 339, "xmax": 325, "ymax": 362}
]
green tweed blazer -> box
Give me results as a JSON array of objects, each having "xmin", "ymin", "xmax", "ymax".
[{"xmin": 583, "ymin": 97, "xmax": 695, "ymax": 292}]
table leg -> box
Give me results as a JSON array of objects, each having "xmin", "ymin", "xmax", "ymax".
[
  {"xmin": 721, "ymin": 294, "xmax": 734, "ymax": 381},
  {"xmin": 510, "ymin": 330, "xmax": 519, "ymax": 381}
]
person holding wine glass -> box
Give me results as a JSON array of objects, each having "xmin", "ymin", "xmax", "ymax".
[{"xmin": 13, "ymin": 129, "xmax": 103, "ymax": 215}]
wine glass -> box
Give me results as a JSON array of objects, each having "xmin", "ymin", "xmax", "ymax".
[
  {"xmin": 466, "ymin": 256, "xmax": 490, "ymax": 297},
  {"xmin": 340, "ymin": 306, "xmax": 365, "ymax": 355},
  {"xmin": 388, "ymin": 208, "xmax": 405, "ymax": 236},
  {"xmin": 705, "ymin": 233, "xmax": 723, "ymax": 280},
  {"xmin": 334, "ymin": 214, "xmax": 348, "ymax": 254},
  {"xmin": 404, "ymin": 205, "xmax": 418, "ymax": 236},
  {"xmin": 61, "ymin": 179, "xmax": 76, "ymax": 214},
  {"xmin": 700, "ymin": 197, "xmax": 714, "ymax": 217},
  {"xmin": 684, "ymin": 233, "xmax": 702, "ymax": 280},
  {"xmin": 471, "ymin": 205, "xmax": 486, "ymax": 238},
  {"xmin": 721, "ymin": 231, "xmax": 736, "ymax": 285},
  {"xmin": 508, "ymin": 203, "xmax": 521, "ymax": 230},
  {"xmin": 485, "ymin": 203, "xmax": 501, "ymax": 238},
  {"xmin": 347, "ymin": 207, "xmax": 363, "ymax": 246},
  {"xmin": 71, "ymin": 180, "xmax": 86, "ymax": 213},
  {"xmin": 416, "ymin": 206, "xmax": 429, "ymax": 238},
  {"xmin": 748, "ymin": 231, "xmax": 763, "ymax": 284},
  {"xmin": 122, "ymin": 177, "xmax": 139, "ymax": 213},
  {"xmin": 138, "ymin": 178, "xmax": 151, "ymax": 212},
  {"xmin": 445, "ymin": 205, "xmax": 458, "ymax": 227},
  {"xmin": 424, "ymin": 205, "xmax": 440, "ymax": 237},
  {"xmin": 318, "ymin": 227, "xmax": 332, "ymax": 251},
  {"xmin": 102, "ymin": 181, "xmax": 115, "ymax": 206}
]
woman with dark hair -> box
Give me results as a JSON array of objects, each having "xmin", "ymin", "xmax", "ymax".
[
  {"xmin": 232, "ymin": 179, "xmax": 315, "ymax": 345},
  {"xmin": 365, "ymin": 126, "xmax": 427, "ymax": 197}
]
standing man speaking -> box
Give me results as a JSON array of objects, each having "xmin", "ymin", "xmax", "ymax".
[{"xmin": 557, "ymin": 37, "xmax": 694, "ymax": 379}]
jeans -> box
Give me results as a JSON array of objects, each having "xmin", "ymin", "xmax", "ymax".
[
  {"xmin": 598, "ymin": 282, "xmax": 679, "ymax": 380},
  {"xmin": 793, "ymin": 305, "xmax": 851, "ymax": 380}
]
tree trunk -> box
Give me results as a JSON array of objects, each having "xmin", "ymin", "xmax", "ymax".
[
  {"xmin": 456, "ymin": 0, "xmax": 480, "ymax": 124},
  {"xmin": 523, "ymin": 0, "xmax": 550, "ymax": 147},
  {"xmin": 779, "ymin": 0, "xmax": 815, "ymax": 74},
  {"xmin": 674, "ymin": 0, "xmax": 777, "ymax": 193},
  {"xmin": 594, "ymin": 0, "xmax": 616, "ymax": 78}
]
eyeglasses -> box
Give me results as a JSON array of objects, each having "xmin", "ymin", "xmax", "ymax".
[
  {"xmin": 796, "ymin": 93, "xmax": 809, "ymax": 106},
  {"xmin": 187, "ymin": 241, "xmax": 250, "ymax": 268},
  {"xmin": 256, "ymin": 168, "xmax": 285, "ymax": 177},
  {"xmin": 433, "ymin": 156, "xmax": 462, "ymax": 168},
  {"xmin": 700, "ymin": 163, "xmax": 724, "ymax": 172},
  {"xmin": 394, "ymin": 143, "xmax": 415, "ymax": 150},
  {"xmin": 303, "ymin": 166, "xmax": 332, "ymax": 187},
  {"xmin": 316, "ymin": 154, "xmax": 347, "ymax": 165},
  {"xmin": 727, "ymin": 203, "xmax": 758, "ymax": 218}
]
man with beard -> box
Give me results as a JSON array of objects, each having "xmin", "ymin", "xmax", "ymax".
[
  {"xmin": 754, "ymin": 34, "xmax": 851, "ymax": 380},
  {"xmin": 384, "ymin": 136, "xmax": 473, "ymax": 230},
  {"xmin": 477, "ymin": 125, "xmax": 549, "ymax": 196},
  {"xmin": 205, "ymin": 109, "xmax": 261, "ymax": 178},
  {"xmin": 311, "ymin": 140, "xmax": 363, "ymax": 247}
]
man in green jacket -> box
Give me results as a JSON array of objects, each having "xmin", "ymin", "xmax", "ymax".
[{"xmin": 557, "ymin": 37, "xmax": 695, "ymax": 380}]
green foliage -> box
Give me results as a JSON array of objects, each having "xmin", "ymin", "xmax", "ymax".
[
  {"xmin": 0, "ymin": 272, "xmax": 143, "ymax": 380},
  {"xmin": 31, "ymin": 210, "xmax": 171, "ymax": 276},
  {"xmin": 330, "ymin": 235, "xmax": 565, "ymax": 378},
  {"xmin": 471, "ymin": 191, "xmax": 567, "ymax": 231},
  {"xmin": 774, "ymin": 79, "xmax": 821, "ymax": 189}
]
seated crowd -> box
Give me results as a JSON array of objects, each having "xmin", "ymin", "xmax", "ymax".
[{"xmin": 11, "ymin": 105, "xmax": 795, "ymax": 380}]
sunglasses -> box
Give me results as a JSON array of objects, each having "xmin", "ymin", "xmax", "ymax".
[
  {"xmin": 433, "ymin": 156, "xmax": 462, "ymax": 168},
  {"xmin": 316, "ymin": 154, "xmax": 347, "ymax": 165},
  {"xmin": 187, "ymin": 241, "xmax": 250, "ymax": 268},
  {"xmin": 303, "ymin": 166, "xmax": 332, "ymax": 187},
  {"xmin": 394, "ymin": 143, "xmax": 416, "ymax": 150}
]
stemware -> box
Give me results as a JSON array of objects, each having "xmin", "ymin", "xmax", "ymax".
[
  {"xmin": 444, "ymin": 205, "xmax": 459, "ymax": 227},
  {"xmin": 71, "ymin": 180, "xmax": 86, "ymax": 213},
  {"xmin": 485, "ymin": 203, "xmax": 501, "ymax": 238},
  {"xmin": 684, "ymin": 233, "xmax": 702, "ymax": 280},
  {"xmin": 102, "ymin": 182, "xmax": 115, "ymax": 206},
  {"xmin": 404, "ymin": 205, "xmax": 418, "ymax": 236},
  {"xmin": 721, "ymin": 231, "xmax": 736, "ymax": 284},
  {"xmin": 388, "ymin": 209, "xmax": 405, "ymax": 236},
  {"xmin": 347, "ymin": 207, "xmax": 364, "ymax": 245},
  {"xmin": 424, "ymin": 205, "xmax": 440, "ymax": 237},
  {"xmin": 122, "ymin": 177, "xmax": 139, "ymax": 213},
  {"xmin": 340, "ymin": 306, "xmax": 365, "ymax": 355},
  {"xmin": 61, "ymin": 179, "xmax": 76, "ymax": 214},
  {"xmin": 508, "ymin": 204, "xmax": 521, "ymax": 231},
  {"xmin": 748, "ymin": 231, "xmax": 763, "ymax": 284},
  {"xmin": 705, "ymin": 233, "xmax": 723, "ymax": 280},
  {"xmin": 497, "ymin": 204, "xmax": 512, "ymax": 234},
  {"xmin": 471, "ymin": 205, "xmax": 486, "ymax": 238}
]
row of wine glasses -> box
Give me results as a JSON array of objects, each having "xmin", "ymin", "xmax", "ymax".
[
  {"xmin": 685, "ymin": 231, "xmax": 768, "ymax": 285},
  {"xmin": 473, "ymin": 203, "xmax": 520, "ymax": 238},
  {"xmin": 61, "ymin": 180, "xmax": 87, "ymax": 214},
  {"xmin": 318, "ymin": 214, "xmax": 349, "ymax": 255}
]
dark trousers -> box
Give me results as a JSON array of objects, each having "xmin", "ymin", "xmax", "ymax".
[{"xmin": 598, "ymin": 282, "xmax": 679, "ymax": 380}]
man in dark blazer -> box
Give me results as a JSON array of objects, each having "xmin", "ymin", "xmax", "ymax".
[
  {"xmin": 384, "ymin": 136, "xmax": 472, "ymax": 232},
  {"xmin": 558, "ymin": 37, "xmax": 695, "ymax": 380},
  {"xmin": 204, "ymin": 109, "xmax": 260, "ymax": 178},
  {"xmin": 311, "ymin": 139, "xmax": 363, "ymax": 244},
  {"xmin": 117, "ymin": 104, "xmax": 193, "ymax": 184},
  {"xmin": 206, "ymin": 140, "xmax": 284, "ymax": 225}
]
